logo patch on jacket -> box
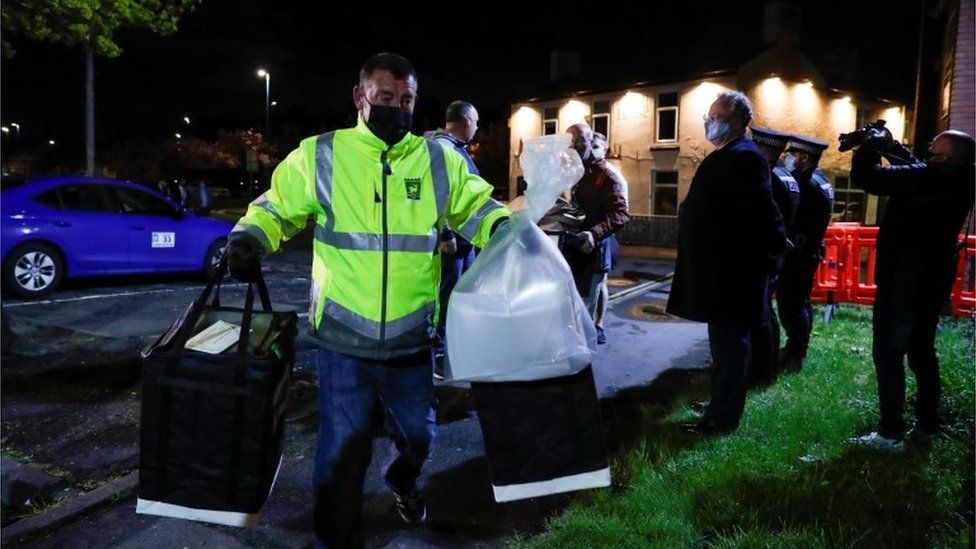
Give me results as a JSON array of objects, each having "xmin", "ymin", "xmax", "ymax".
[{"xmin": 404, "ymin": 178, "xmax": 422, "ymax": 200}]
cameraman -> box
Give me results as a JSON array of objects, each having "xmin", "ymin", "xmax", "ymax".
[{"xmin": 850, "ymin": 129, "xmax": 975, "ymax": 450}]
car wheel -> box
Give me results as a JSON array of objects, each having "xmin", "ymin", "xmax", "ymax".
[
  {"xmin": 203, "ymin": 238, "xmax": 227, "ymax": 280},
  {"xmin": 3, "ymin": 243, "xmax": 64, "ymax": 299}
]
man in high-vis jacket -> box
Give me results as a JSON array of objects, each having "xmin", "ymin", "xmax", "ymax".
[{"xmin": 226, "ymin": 52, "xmax": 509, "ymax": 547}]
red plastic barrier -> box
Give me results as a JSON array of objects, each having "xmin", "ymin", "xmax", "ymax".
[
  {"xmin": 847, "ymin": 225, "xmax": 879, "ymax": 306},
  {"xmin": 809, "ymin": 224, "xmax": 972, "ymax": 317},
  {"xmin": 950, "ymin": 235, "xmax": 976, "ymax": 317},
  {"xmin": 809, "ymin": 224, "xmax": 849, "ymax": 303}
]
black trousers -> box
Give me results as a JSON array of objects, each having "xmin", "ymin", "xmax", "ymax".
[
  {"xmin": 872, "ymin": 289, "xmax": 943, "ymax": 438},
  {"xmin": 749, "ymin": 275, "xmax": 780, "ymax": 384},
  {"xmin": 777, "ymin": 253, "xmax": 819, "ymax": 361},
  {"xmin": 703, "ymin": 323, "xmax": 751, "ymax": 431}
]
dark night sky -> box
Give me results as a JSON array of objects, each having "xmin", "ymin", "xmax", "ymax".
[{"xmin": 1, "ymin": 0, "xmax": 922, "ymax": 150}]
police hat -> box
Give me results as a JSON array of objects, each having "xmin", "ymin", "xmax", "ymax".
[
  {"xmin": 786, "ymin": 135, "xmax": 829, "ymax": 157},
  {"xmin": 750, "ymin": 127, "xmax": 791, "ymax": 152}
]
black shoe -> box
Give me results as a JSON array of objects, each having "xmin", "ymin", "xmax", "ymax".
[
  {"xmin": 394, "ymin": 488, "xmax": 427, "ymax": 524},
  {"xmin": 433, "ymin": 353, "xmax": 445, "ymax": 381},
  {"xmin": 779, "ymin": 353, "xmax": 802, "ymax": 373},
  {"xmin": 907, "ymin": 422, "xmax": 939, "ymax": 444},
  {"xmin": 596, "ymin": 327, "xmax": 607, "ymax": 345},
  {"xmin": 689, "ymin": 400, "xmax": 709, "ymax": 413},
  {"xmin": 679, "ymin": 421, "xmax": 733, "ymax": 436}
]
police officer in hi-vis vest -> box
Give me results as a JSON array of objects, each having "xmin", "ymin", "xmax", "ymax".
[
  {"xmin": 225, "ymin": 52, "xmax": 510, "ymax": 548},
  {"xmin": 777, "ymin": 135, "xmax": 833, "ymax": 372}
]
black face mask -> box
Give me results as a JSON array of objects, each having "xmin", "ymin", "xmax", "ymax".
[{"xmin": 364, "ymin": 100, "xmax": 412, "ymax": 146}]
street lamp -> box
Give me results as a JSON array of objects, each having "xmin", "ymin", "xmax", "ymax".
[
  {"xmin": 183, "ymin": 116, "xmax": 191, "ymax": 125},
  {"xmin": 10, "ymin": 122, "xmax": 20, "ymax": 138},
  {"xmin": 256, "ymin": 68, "xmax": 270, "ymax": 140},
  {"xmin": 175, "ymin": 133, "xmax": 182, "ymax": 139}
]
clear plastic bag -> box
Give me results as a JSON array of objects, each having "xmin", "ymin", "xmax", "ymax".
[{"xmin": 445, "ymin": 134, "xmax": 596, "ymax": 382}]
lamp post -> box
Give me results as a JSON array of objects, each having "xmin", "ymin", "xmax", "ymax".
[
  {"xmin": 256, "ymin": 69, "xmax": 271, "ymax": 141},
  {"xmin": 10, "ymin": 122, "xmax": 20, "ymax": 139}
]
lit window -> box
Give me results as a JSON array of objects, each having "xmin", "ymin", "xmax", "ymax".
[
  {"xmin": 830, "ymin": 174, "xmax": 864, "ymax": 223},
  {"xmin": 656, "ymin": 92, "xmax": 679, "ymax": 143},
  {"xmin": 652, "ymin": 171, "xmax": 679, "ymax": 216},
  {"xmin": 543, "ymin": 107, "xmax": 558, "ymax": 135},
  {"xmin": 591, "ymin": 100, "xmax": 610, "ymax": 140}
]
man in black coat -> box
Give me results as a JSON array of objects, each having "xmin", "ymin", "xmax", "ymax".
[
  {"xmin": 850, "ymin": 129, "xmax": 975, "ymax": 450},
  {"xmin": 777, "ymin": 135, "xmax": 833, "ymax": 372},
  {"xmin": 667, "ymin": 91, "xmax": 786, "ymax": 434},
  {"xmin": 749, "ymin": 126, "xmax": 800, "ymax": 385}
]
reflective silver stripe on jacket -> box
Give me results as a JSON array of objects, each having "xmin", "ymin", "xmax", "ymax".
[
  {"xmin": 457, "ymin": 199, "xmax": 504, "ymax": 242},
  {"xmin": 323, "ymin": 298, "xmax": 435, "ymax": 339},
  {"xmin": 311, "ymin": 132, "xmax": 443, "ymax": 252},
  {"xmin": 253, "ymin": 192, "xmax": 304, "ymax": 238},
  {"xmin": 314, "ymin": 225, "xmax": 438, "ymax": 252},
  {"xmin": 230, "ymin": 223, "xmax": 273, "ymax": 253},
  {"xmin": 426, "ymin": 138, "xmax": 450, "ymax": 219},
  {"xmin": 315, "ymin": 132, "xmax": 337, "ymax": 233}
]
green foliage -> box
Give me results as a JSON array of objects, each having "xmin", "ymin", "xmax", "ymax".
[
  {"xmin": 1, "ymin": 0, "xmax": 200, "ymax": 57},
  {"xmin": 517, "ymin": 306, "xmax": 975, "ymax": 548}
]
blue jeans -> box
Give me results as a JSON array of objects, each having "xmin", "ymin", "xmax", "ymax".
[
  {"xmin": 872, "ymin": 289, "xmax": 943, "ymax": 438},
  {"xmin": 313, "ymin": 349, "xmax": 436, "ymax": 548}
]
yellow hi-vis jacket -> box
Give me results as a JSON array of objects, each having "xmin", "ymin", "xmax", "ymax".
[{"xmin": 232, "ymin": 116, "xmax": 509, "ymax": 359}]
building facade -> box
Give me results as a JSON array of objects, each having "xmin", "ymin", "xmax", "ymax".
[{"xmin": 507, "ymin": 51, "xmax": 910, "ymax": 246}]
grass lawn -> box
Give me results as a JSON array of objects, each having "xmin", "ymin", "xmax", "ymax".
[{"xmin": 518, "ymin": 305, "xmax": 974, "ymax": 548}]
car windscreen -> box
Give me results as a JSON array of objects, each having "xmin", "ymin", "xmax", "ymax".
[{"xmin": 113, "ymin": 186, "xmax": 177, "ymax": 217}]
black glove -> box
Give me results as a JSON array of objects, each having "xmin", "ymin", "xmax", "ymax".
[
  {"xmin": 882, "ymin": 141, "xmax": 917, "ymax": 165},
  {"xmin": 226, "ymin": 233, "xmax": 264, "ymax": 282}
]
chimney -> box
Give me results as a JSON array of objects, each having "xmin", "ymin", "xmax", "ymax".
[
  {"xmin": 549, "ymin": 50, "xmax": 581, "ymax": 82},
  {"xmin": 763, "ymin": 1, "xmax": 802, "ymax": 47}
]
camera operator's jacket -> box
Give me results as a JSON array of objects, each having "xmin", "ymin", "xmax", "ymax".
[{"xmin": 232, "ymin": 116, "xmax": 509, "ymax": 359}]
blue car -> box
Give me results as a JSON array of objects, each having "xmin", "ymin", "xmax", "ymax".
[{"xmin": 1, "ymin": 175, "xmax": 234, "ymax": 298}]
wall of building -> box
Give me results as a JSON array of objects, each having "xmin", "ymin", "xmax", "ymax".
[{"xmin": 950, "ymin": 0, "xmax": 975, "ymax": 137}]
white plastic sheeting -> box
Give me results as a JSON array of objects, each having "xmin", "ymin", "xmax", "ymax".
[{"xmin": 445, "ymin": 134, "xmax": 596, "ymax": 382}]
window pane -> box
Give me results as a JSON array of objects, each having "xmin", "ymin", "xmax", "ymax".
[
  {"xmin": 543, "ymin": 120, "xmax": 557, "ymax": 135},
  {"xmin": 593, "ymin": 100, "xmax": 611, "ymax": 114},
  {"xmin": 592, "ymin": 114, "xmax": 609, "ymax": 136},
  {"xmin": 34, "ymin": 189, "xmax": 63, "ymax": 210},
  {"xmin": 658, "ymin": 92, "xmax": 679, "ymax": 107},
  {"xmin": 654, "ymin": 187, "xmax": 678, "ymax": 216},
  {"xmin": 58, "ymin": 185, "xmax": 113, "ymax": 212},
  {"xmin": 654, "ymin": 171, "xmax": 679, "ymax": 185},
  {"xmin": 657, "ymin": 109, "xmax": 677, "ymax": 141},
  {"xmin": 543, "ymin": 107, "xmax": 559, "ymax": 119},
  {"xmin": 115, "ymin": 186, "xmax": 175, "ymax": 216}
]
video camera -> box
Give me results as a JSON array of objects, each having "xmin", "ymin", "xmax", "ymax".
[{"xmin": 838, "ymin": 119, "xmax": 888, "ymax": 152}]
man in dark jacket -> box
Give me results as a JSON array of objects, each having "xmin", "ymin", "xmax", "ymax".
[
  {"xmin": 777, "ymin": 135, "xmax": 833, "ymax": 372},
  {"xmin": 850, "ymin": 129, "xmax": 975, "ymax": 450},
  {"xmin": 424, "ymin": 100, "xmax": 480, "ymax": 379},
  {"xmin": 749, "ymin": 126, "xmax": 800, "ymax": 384},
  {"xmin": 667, "ymin": 91, "xmax": 786, "ymax": 434}
]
